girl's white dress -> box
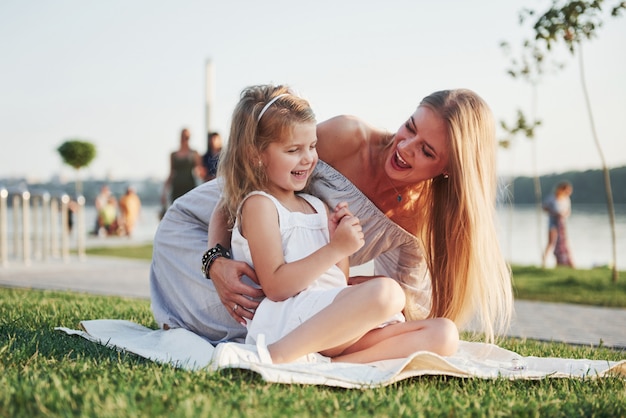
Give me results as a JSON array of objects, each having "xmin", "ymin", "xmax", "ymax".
[{"xmin": 231, "ymin": 191, "xmax": 348, "ymax": 346}]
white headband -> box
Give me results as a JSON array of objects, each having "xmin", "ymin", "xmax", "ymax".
[{"xmin": 257, "ymin": 93, "xmax": 289, "ymax": 122}]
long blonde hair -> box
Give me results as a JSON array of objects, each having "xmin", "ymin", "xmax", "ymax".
[
  {"xmin": 217, "ymin": 85, "xmax": 316, "ymax": 227},
  {"xmin": 418, "ymin": 89, "xmax": 512, "ymax": 342}
]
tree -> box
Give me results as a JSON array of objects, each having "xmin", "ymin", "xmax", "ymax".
[
  {"xmin": 57, "ymin": 140, "xmax": 97, "ymax": 197},
  {"xmin": 500, "ymin": 34, "xmax": 563, "ymax": 263},
  {"xmin": 499, "ymin": 110, "xmax": 543, "ymax": 262},
  {"xmin": 514, "ymin": 0, "xmax": 624, "ymax": 282}
]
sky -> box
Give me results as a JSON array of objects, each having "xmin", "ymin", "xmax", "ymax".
[{"xmin": 1, "ymin": 0, "xmax": 625, "ymax": 183}]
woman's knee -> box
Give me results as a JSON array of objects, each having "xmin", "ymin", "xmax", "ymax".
[{"xmin": 432, "ymin": 317, "xmax": 459, "ymax": 356}]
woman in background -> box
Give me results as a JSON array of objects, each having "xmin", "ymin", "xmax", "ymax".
[
  {"xmin": 202, "ymin": 132, "xmax": 223, "ymax": 182},
  {"xmin": 161, "ymin": 128, "xmax": 202, "ymax": 206},
  {"xmin": 542, "ymin": 181, "xmax": 574, "ymax": 268}
]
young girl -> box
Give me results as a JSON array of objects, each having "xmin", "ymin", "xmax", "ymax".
[{"xmin": 215, "ymin": 85, "xmax": 458, "ymax": 364}]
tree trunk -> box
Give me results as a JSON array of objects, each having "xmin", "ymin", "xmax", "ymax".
[
  {"xmin": 578, "ymin": 44, "xmax": 618, "ymax": 282},
  {"xmin": 75, "ymin": 169, "xmax": 83, "ymax": 198},
  {"xmin": 530, "ymin": 84, "xmax": 543, "ymax": 263}
]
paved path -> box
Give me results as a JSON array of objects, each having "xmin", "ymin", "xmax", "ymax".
[{"xmin": 1, "ymin": 256, "xmax": 625, "ymax": 349}]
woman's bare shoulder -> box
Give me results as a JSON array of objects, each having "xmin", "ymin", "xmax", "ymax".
[{"xmin": 316, "ymin": 115, "xmax": 370, "ymax": 163}]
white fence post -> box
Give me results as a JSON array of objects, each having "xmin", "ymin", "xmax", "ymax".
[
  {"xmin": 0, "ymin": 189, "xmax": 87, "ymax": 267},
  {"xmin": 0, "ymin": 188, "xmax": 7, "ymax": 267},
  {"xmin": 21, "ymin": 191, "xmax": 31, "ymax": 266}
]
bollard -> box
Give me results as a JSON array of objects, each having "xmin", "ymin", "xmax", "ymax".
[
  {"xmin": 61, "ymin": 194, "xmax": 70, "ymax": 263},
  {"xmin": 21, "ymin": 191, "xmax": 31, "ymax": 266},
  {"xmin": 50, "ymin": 197, "xmax": 60, "ymax": 258},
  {"xmin": 0, "ymin": 188, "xmax": 7, "ymax": 266},
  {"xmin": 42, "ymin": 193, "xmax": 51, "ymax": 261},
  {"xmin": 32, "ymin": 195, "xmax": 41, "ymax": 260},
  {"xmin": 12, "ymin": 195, "xmax": 20, "ymax": 259},
  {"xmin": 76, "ymin": 195, "xmax": 86, "ymax": 260}
]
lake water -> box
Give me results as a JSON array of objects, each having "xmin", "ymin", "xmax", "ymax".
[
  {"xmin": 3, "ymin": 203, "xmax": 625, "ymax": 270},
  {"xmin": 498, "ymin": 203, "xmax": 626, "ymax": 269}
]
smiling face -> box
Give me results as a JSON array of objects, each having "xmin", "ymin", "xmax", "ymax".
[
  {"xmin": 260, "ymin": 122, "xmax": 318, "ymax": 198},
  {"xmin": 385, "ymin": 105, "xmax": 450, "ymax": 184}
]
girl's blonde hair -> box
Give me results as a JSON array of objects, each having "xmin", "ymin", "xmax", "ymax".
[
  {"xmin": 417, "ymin": 89, "xmax": 513, "ymax": 342},
  {"xmin": 217, "ymin": 84, "xmax": 316, "ymax": 227}
]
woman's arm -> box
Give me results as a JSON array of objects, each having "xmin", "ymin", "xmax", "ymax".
[{"xmin": 207, "ymin": 203, "xmax": 263, "ymax": 324}]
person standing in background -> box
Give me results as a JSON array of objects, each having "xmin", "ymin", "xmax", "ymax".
[
  {"xmin": 119, "ymin": 186, "xmax": 142, "ymax": 237},
  {"xmin": 93, "ymin": 184, "xmax": 111, "ymax": 235},
  {"xmin": 542, "ymin": 181, "xmax": 574, "ymax": 268},
  {"xmin": 161, "ymin": 128, "xmax": 202, "ymax": 207},
  {"xmin": 98, "ymin": 195, "xmax": 120, "ymax": 236},
  {"xmin": 202, "ymin": 132, "xmax": 223, "ymax": 182}
]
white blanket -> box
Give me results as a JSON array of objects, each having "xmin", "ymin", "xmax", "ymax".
[{"xmin": 56, "ymin": 319, "xmax": 625, "ymax": 389}]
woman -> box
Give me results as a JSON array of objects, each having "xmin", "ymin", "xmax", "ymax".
[
  {"xmin": 161, "ymin": 128, "xmax": 202, "ymax": 206},
  {"xmin": 542, "ymin": 181, "xmax": 574, "ymax": 267},
  {"xmin": 202, "ymin": 131, "xmax": 223, "ymax": 182},
  {"xmin": 150, "ymin": 88, "xmax": 512, "ymax": 345}
]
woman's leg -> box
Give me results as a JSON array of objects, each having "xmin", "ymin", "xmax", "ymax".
[
  {"xmin": 267, "ymin": 277, "xmax": 405, "ymax": 364},
  {"xmin": 542, "ymin": 226, "xmax": 558, "ymax": 267},
  {"xmin": 332, "ymin": 317, "xmax": 459, "ymax": 363},
  {"xmin": 554, "ymin": 218, "xmax": 574, "ymax": 267}
]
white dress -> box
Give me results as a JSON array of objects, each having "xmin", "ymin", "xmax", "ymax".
[{"xmin": 232, "ymin": 191, "xmax": 348, "ymax": 346}]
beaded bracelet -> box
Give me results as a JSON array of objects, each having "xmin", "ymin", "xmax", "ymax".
[{"xmin": 201, "ymin": 244, "xmax": 232, "ymax": 280}]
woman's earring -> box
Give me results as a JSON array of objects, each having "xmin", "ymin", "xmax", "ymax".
[{"xmin": 442, "ymin": 172, "xmax": 449, "ymax": 179}]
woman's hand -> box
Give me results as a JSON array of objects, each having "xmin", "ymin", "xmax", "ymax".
[
  {"xmin": 208, "ymin": 257, "xmax": 264, "ymax": 325},
  {"xmin": 348, "ymin": 275, "xmax": 387, "ymax": 285}
]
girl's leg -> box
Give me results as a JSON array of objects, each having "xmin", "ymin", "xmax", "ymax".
[
  {"xmin": 332, "ymin": 317, "xmax": 459, "ymax": 363},
  {"xmin": 267, "ymin": 277, "xmax": 405, "ymax": 364}
]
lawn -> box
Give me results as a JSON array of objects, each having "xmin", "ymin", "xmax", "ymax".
[
  {"xmin": 511, "ymin": 265, "xmax": 626, "ymax": 307},
  {"xmin": 1, "ymin": 287, "xmax": 625, "ymax": 417},
  {"xmin": 85, "ymin": 244, "xmax": 626, "ymax": 308}
]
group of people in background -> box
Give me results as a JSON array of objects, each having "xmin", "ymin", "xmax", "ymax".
[
  {"xmin": 161, "ymin": 128, "xmax": 223, "ymax": 209},
  {"xmin": 93, "ymin": 184, "xmax": 142, "ymax": 238}
]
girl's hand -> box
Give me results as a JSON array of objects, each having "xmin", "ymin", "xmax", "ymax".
[
  {"xmin": 329, "ymin": 201, "xmax": 352, "ymax": 237},
  {"xmin": 330, "ymin": 214, "xmax": 364, "ymax": 257}
]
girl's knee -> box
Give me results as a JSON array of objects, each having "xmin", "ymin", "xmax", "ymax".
[
  {"xmin": 362, "ymin": 277, "xmax": 405, "ymax": 315},
  {"xmin": 375, "ymin": 277, "xmax": 405, "ymax": 312}
]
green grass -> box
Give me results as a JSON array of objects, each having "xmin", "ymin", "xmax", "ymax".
[
  {"xmin": 85, "ymin": 245, "xmax": 626, "ymax": 308},
  {"xmin": 84, "ymin": 244, "xmax": 154, "ymax": 260},
  {"xmin": 1, "ymin": 287, "xmax": 624, "ymax": 418},
  {"xmin": 511, "ymin": 265, "xmax": 626, "ymax": 307}
]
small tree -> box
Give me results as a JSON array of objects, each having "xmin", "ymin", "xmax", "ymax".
[
  {"xmin": 518, "ymin": 0, "xmax": 625, "ymax": 282},
  {"xmin": 498, "ymin": 110, "xmax": 542, "ymax": 263},
  {"xmin": 499, "ymin": 39, "xmax": 562, "ymax": 261},
  {"xmin": 57, "ymin": 139, "xmax": 97, "ymax": 197}
]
